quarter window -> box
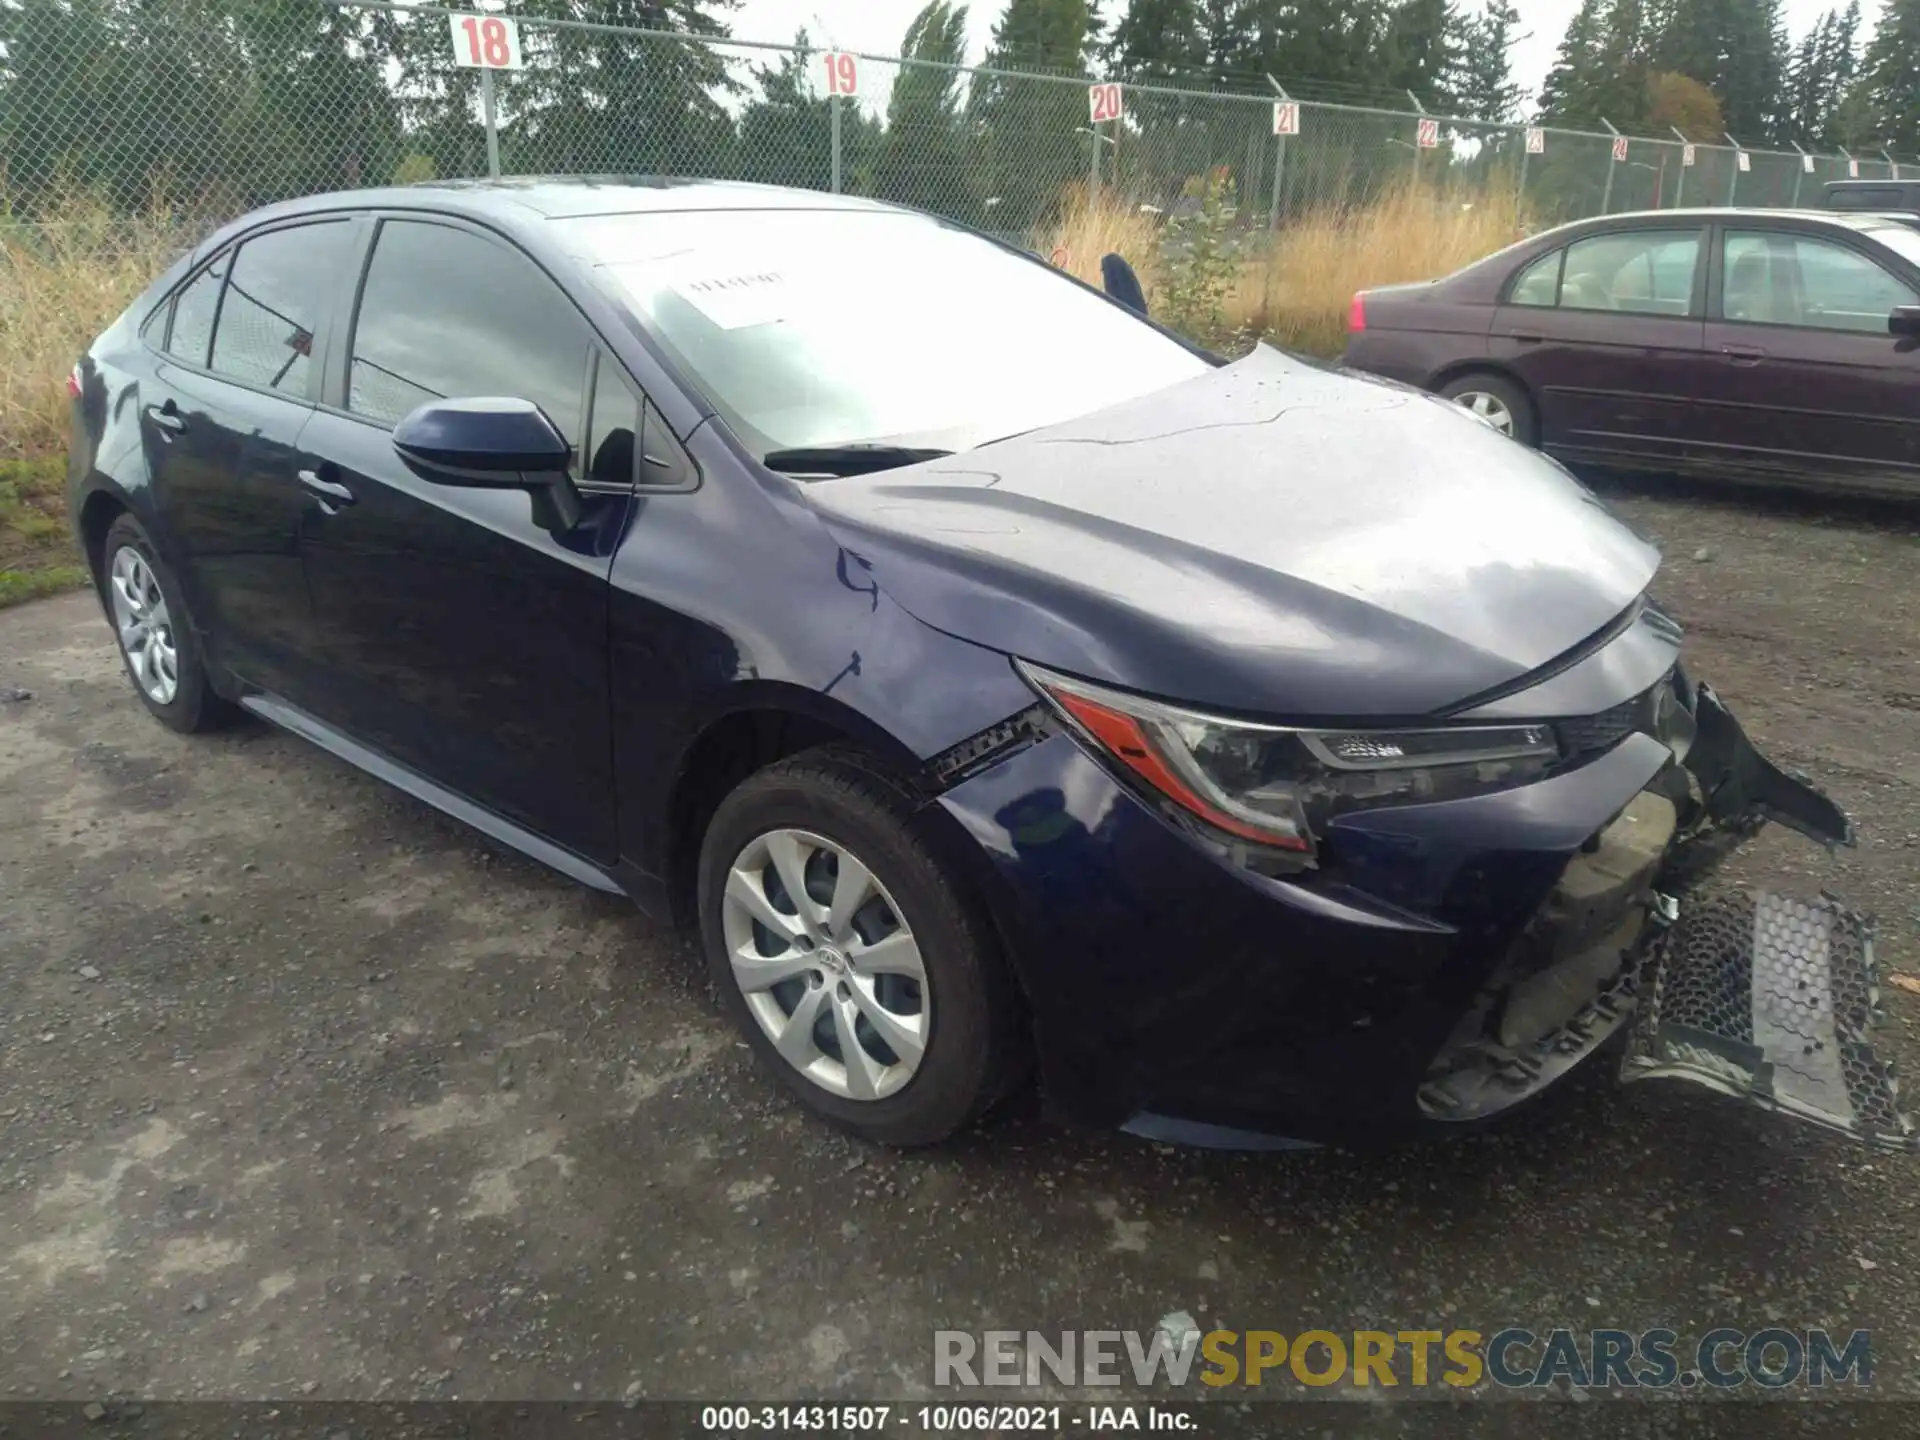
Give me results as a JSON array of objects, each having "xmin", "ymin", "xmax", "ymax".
[
  {"xmin": 166, "ymin": 252, "xmax": 230, "ymax": 367},
  {"xmin": 584, "ymin": 354, "xmax": 640, "ymax": 488},
  {"xmin": 1508, "ymin": 250, "xmax": 1562, "ymax": 306},
  {"xmin": 347, "ymin": 220, "xmax": 590, "ymax": 457},
  {"xmin": 1558, "ymin": 231, "xmax": 1700, "ymax": 316},
  {"xmin": 209, "ymin": 221, "xmax": 354, "ymax": 395},
  {"xmin": 1722, "ymin": 230, "xmax": 1918, "ymax": 332}
]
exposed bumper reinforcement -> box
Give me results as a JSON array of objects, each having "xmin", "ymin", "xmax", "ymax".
[{"xmin": 1622, "ymin": 890, "xmax": 1917, "ymax": 1153}]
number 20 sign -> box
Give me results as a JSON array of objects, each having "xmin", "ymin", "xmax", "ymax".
[
  {"xmin": 450, "ymin": 12, "xmax": 524, "ymax": 69},
  {"xmin": 1089, "ymin": 81, "xmax": 1124, "ymax": 123}
]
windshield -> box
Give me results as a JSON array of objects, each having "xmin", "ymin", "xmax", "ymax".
[{"xmin": 563, "ymin": 207, "xmax": 1209, "ymax": 457}]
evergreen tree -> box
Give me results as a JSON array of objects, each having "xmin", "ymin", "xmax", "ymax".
[
  {"xmin": 874, "ymin": 1, "xmax": 980, "ymax": 218},
  {"xmin": 735, "ymin": 28, "xmax": 880, "ymax": 191},
  {"xmin": 971, "ymin": 0, "xmax": 1097, "ymax": 231},
  {"xmin": 1455, "ymin": 0, "xmax": 1525, "ymax": 122},
  {"xmin": 1537, "ymin": 0, "xmax": 1608, "ymax": 122},
  {"xmin": 1101, "ymin": 0, "xmax": 1208, "ymax": 79},
  {"xmin": 1859, "ymin": 0, "xmax": 1920, "ymax": 151},
  {"xmin": 1379, "ymin": 0, "xmax": 1465, "ymax": 113}
]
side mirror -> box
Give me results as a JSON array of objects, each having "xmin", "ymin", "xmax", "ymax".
[
  {"xmin": 393, "ymin": 397, "xmax": 582, "ymax": 532},
  {"xmin": 1889, "ymin": 305, "xmax": 1920, "ymax": 338},
  {"xmin": 1100, "ymin": 252, "xmax": 1149, "ymax": 317}
]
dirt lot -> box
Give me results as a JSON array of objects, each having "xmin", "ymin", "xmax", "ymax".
[{"xmin": 2, "ymin": 483, "xmax": 1920, "ymax": 1410}]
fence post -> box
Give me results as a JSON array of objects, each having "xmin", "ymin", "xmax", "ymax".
[
  {"xmin": 1088, "ymin": 120, "xmax": 1100, "ymax": 203},
  {"xmin": 1884, "ymin": 148, "xmax": 1901, "ymax": 180},
  {"xmin": 1515, "ymin": 124, "xmax": 1529, "ymax": 208},
  {"xmin": 1790, "ymin": 142, "xmax": 1809, "ymax": 207},
  {"xmin": 480, "ymin": 68, "xmax": 501, "ymax": 178},
  {"xmin": 1266, "ymin": 77, "xmax": 1288, "ymax": 231},
  {"xmin": 830, "ymin": 92, "xmax": 843, "ymax": 194},
  {"xmin": 1724, "ymin": 133, "xmax": 1741, "ymax": 205},
  {"xmin": 1600, "ymin": 118, "xmax": 1619, "ymax": 215},
  {"xmin": 1671, "ymin": 127, "xmax": 1689, "ymax": 207}
]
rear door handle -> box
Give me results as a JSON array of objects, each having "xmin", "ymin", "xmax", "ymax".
[
  {"xmin": 1721, "ymin": 343, "xmax": 1767, "ymax": 365},
  {"xmin": 297, "ymin": 467, "xmax": 356, "ymax": 506},
  {"xmin": 1511, "ymin": 331, "xmax": 1544, "ymax": 345},
  {"xmin": 144, "ymin": 403, "xmax": 184, "ymax": 434}
]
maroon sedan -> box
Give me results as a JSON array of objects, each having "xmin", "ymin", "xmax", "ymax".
[{"xmin": 1343, "ymin": 208, "xmax": 1920, "ymax": 497}]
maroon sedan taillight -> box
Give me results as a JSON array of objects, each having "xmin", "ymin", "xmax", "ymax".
[{"xmin": 1347, "ymin": 291, "xmax": 1367, "ymax": 333}]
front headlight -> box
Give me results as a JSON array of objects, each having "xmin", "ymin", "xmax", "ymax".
[{"xmin": 1019, "ymin": 661, "xmax": 1560, "ymax": 866}]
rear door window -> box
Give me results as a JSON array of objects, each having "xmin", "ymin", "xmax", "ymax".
[
  {"xmin": 165, "ymin": 252, "xmax": 230, "ymax": 367},
  {"xmin": 1558, "ymin": 231, "xmax": 1701, "ymax": 316},
  {"xmin": 207, "ymin": 221, "xmax": 356, "ymax": 397}
]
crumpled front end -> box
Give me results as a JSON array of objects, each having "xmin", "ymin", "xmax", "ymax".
[{"xmin": 1420, "ymin": 669, "xmax": 1915, "ymax": 1153}]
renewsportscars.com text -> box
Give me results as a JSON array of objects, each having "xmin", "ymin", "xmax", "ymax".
[{"xmin": 934, "ymin": 1327, "xmax": 1872, "ymax": 1390}]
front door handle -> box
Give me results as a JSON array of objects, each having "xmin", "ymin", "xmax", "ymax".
[
  {"xmin": 297, "ymin": 467, "xmax": 356, "ymax": 506},
  {"xmin": 144, "ymin": 403, "xmax": 185, "ymax": 434},
  {"xmin": 1721, "ymin": 343, "xmax": 1767, "ymax": 365}
]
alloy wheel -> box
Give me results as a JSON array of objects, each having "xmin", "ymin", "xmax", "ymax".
[
  {"xmin": 108, "ymin": 546, "xmax": 179, "ymax": 706},
  {"xmin": 1453, "ymin": 389, "xmax": 1515, "ymax": 436},
  {"xmin": 720, "ymin": 827, "xmax": 929, "ymax": 1101}
]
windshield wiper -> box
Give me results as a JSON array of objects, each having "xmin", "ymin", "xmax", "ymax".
[{"xmin": 761, "ymin": 444, "xmax": 952, "ymax": 477}]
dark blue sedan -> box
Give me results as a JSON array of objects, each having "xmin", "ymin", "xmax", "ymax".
[{"xmin": 66, "ymin": 178, "xmax": 1910, "ymax": 1152}]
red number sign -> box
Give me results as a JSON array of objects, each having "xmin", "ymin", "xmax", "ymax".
[
  {"xmin": 450, "ymin": 12, "xmax": 523, "ymax": 70},
  {"xmin": 1524, "ymin": 127, "xmax": 1545, "ymax": 155},
  {"xmin": 1681, "ymin": 143, "xmax": 1697, "ymax": 168},
  {"xmin": 1272, "ymin": 101, "xmax": 1299, "ymax": 137},
  {"xmin": 1089, "ymin": 82, "xmax": 1124, "ymax": 124},
  {"xmin": 1849, "ymin": 157, "xmax": 1860, "ymax": 178},
  {"xmin": 1736, "ymin": 150, "xmax": 1751, "ymax": 172},
  {"xmin": 824, "ymin": 52, "xmax": 857, "ymax": 96},
  {"xmin": 1802, "ymin": 153, "xmax": 1816, "ymax": 174},
  {"xmin": 1611, "ymin": 135, "xmax": 1629, "ymax": 163},
  {"xmin": 1415, "ymin": 117, "xmax": 1439, "ymax": 150}
]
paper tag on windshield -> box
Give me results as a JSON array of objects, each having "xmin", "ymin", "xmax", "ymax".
[{"xmin": 673, "ymin": 267, "xmax": 791, "ymax": 329}]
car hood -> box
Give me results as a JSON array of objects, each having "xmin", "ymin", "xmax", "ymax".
[{"xmin": 802, "ymin": 345, "xmax": 1660, "ymax": 718}]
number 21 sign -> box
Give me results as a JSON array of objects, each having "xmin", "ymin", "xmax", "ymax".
[{"xmin": 450, "ymin": 12, "xmax": 524, "ymax": 69}]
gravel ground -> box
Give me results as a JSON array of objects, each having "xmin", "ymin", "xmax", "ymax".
[{"xmin": 2, "ymin": 484, "xmax": 1919, "ymax": 1413}]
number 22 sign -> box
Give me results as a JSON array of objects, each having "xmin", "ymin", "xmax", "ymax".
[
  {"xmin": 450, "ymin": 12, "xmax": 524, "ymax": 70},
  {"xmin": 1089, "ymin": 81, "xmax": 1124, "ymax": 123}
]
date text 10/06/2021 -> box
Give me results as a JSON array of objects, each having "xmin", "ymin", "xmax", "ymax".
[{"xmin": 699, "ymin": 1407, "xmax": 1191, "ymax": 1432}]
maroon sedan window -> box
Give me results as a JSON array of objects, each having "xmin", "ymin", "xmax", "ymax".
[
  {"xmin": 1509, "ymin": 250, "xmax": 1562, "ymax": 306},
  {"xmin": 1558, "ymin": 231, "xmax": 1700, "ymax": 316},
  {"xmin": 1722, "ymin": 230, "xmax": 1918, "ymax": 332}
]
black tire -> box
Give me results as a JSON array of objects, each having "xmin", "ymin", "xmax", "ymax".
[
  {"xmin": 697, "ymin": 745, "xmax": 1021, "ymax": 1146},
  {"xmin": 1437, "ymin": 371, "xmax": 1538, "ymax": 447},
  {"xmin": 99, "ymin": 512, "xmax": 234, "ymax": 734}
]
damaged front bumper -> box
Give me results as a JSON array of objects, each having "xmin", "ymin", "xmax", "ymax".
[{"xmin": 1425, "ymin": 676, "xmax": 1915, "ymax": 1153}]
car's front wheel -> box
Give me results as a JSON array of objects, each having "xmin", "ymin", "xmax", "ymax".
[
  {"xmin": 1438, "ymin": 371, "xmax": 1537, "ymax": 446},
  {"xmin": 100, "ymin": 512, "xmax": 232, "ymax": 734},
  {"xmin": 697, "ymin": 746, "xmax": 1019, "ymax": 1145}
]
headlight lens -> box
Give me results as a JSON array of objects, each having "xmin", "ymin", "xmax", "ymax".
[{"xmin": 1019, "ymin": 662, "xmax": 1560, "ymax": 863}]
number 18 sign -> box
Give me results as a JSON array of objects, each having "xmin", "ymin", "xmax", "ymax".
[{"xmin": 450, "ymin": 12, "xmax": 524, "ymax": 69}]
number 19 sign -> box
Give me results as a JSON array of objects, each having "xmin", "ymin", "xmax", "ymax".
[
  {"xmin": 1089, "ymin": 81, "xmax": 1124, "ymax": 123},
  {"xmin": 450, "ymin": 12, "xmax": 524, "ymax": 69},
  {"xmin": 824, "ymin": 52, "xmax": 858, "ymax": 96}
]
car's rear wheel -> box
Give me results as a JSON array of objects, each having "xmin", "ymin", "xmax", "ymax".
[
  {"xmin": 1438, "ymin": 372, "xmax": 1537, "ymax": 446},
  {"xmin": 100, "ymin": 512, "xmax": 232, "ymax": 734},
  {"xmin": 697, "ymin": 746, "xmax": 1018, "ymax": 1145}
]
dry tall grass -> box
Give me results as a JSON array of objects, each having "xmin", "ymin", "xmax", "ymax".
[
  {"xmin": 1038, "ymin": 178, "xmax": 1528, "ymax": 357},
  {"xmin": 1, "ymin": 194, "xmax": 183, "ymax": 460}
]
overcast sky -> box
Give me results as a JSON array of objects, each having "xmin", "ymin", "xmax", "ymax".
[{"xmin": 728, "ymin": 0, "xmax": 1883, "ymax": 108}]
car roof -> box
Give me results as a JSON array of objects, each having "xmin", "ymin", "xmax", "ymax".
[
  {"xmin": 1535, "ymin": 207, "xmax": 1920, "ymax": 241},
  {"xmin": 211, "ymin": 176, "xmax": 903, "ymax": 242}
]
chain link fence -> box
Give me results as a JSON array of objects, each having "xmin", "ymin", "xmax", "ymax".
[{"xmin": 2, "ymin": 0, "xmax": 1913, "ymax": 244}]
